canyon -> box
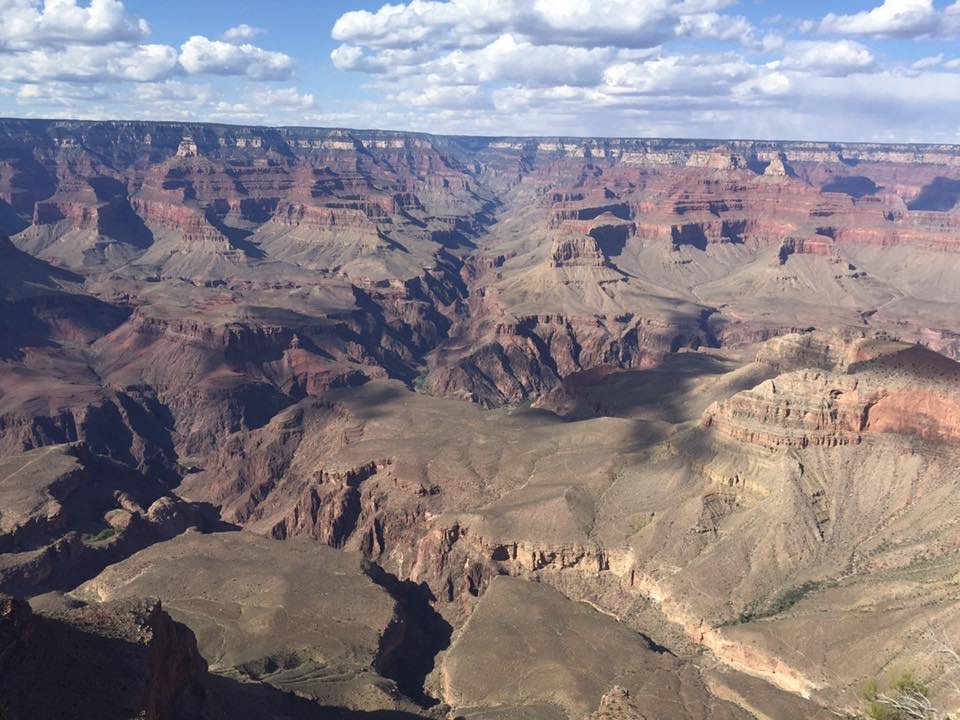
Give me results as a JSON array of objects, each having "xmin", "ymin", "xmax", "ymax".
[{"xmin": 2, "ymin": 119, "xmax": 960, "ymax": 718}]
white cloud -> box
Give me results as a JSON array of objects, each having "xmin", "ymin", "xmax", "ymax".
[
  {"xmin": 818, "ymin": 0, "xmax": 960, "ymax": 38},
  {"xmin": 251, "ymin": 86, "xmax": 315, "ymax": 110},
  {"xmin": 331, "ymin": 0, "xmax": 757, "ymax": 51},
  {"xmin": 0, "ymin": 0, "xmax": 149, "ymax": 49},
  {"xmin": 319, "ymin": 0, "xmax": 960, "ymax": 142},
  {"xmin": 393, "ymin": 83, "xmax": 490, "ymax": 110},
  {"xmin": 223, "ymin": 24, "xmax": 264, "ymax": 43},
  {"xmin": 3, "ymin": 0, "xmax": 960, "ymax": 144},
  {"xmin": 17, "ymin": 80, "xmax": 108, "ymax": 102},
  {"xmin": 601, "ymin": 53, "xmax": 756, "ymax": 97},
  {"xmin": 133, "ymin": 79, "xmax": 213, "ymax": 103},
  {"xmin": 523, "ymin": 0, "xmax": 735, "ymax": 48},
  {"xmin": 0, "ymin": 42, "xmax": 178, "ymax": 82},
  {"xmin": 732, "ymin": 69, "xmax": 791, "ymax": 99},
  {"xmin": 332, "ymin": 0, "xmax": 516, "ymax": 49},
  {"xmin": 911, "ymin": 53, "xmax": 944, "ymax": 70},
  {"xmin": 179, "ymin": 35, "xmax": 295, "ymax": 80},
  {"xmin": 330, "ymin": 44, "xmax": 367, "ymax": 70},
  {"xmin": 675, "ymin": 12, "xmax": 752, "ymax": 42},
  {"xmin": 428, "ymin": 34, "xmax": 615, "ymax": 87},
  {"xmin": 0, "ymin": 3, "xmax": 297, "ymax": 87},
  {"xmin": 331, "ymin": 44, "xmax": 440, "ymax": 74},
  {"xmin": 778, "ymin": 40, "xmax": 877, "ymax": 76}
]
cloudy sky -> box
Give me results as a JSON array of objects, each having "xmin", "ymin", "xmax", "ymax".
[{"xmin": 1, "ymin": 0, "xmax": 959, "ymax": 142}]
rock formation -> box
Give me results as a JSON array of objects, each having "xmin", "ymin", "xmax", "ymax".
[
  {"xmin": 0, "ymin": 593, "xmax": 210, "ymax": 719},
  {"xmin": 76, "ymin": 531, "xmax": 431, "ymax": 714},
  {"xmin": 2, "ymin": 118, "xmax": 960, "ymax": 717}
]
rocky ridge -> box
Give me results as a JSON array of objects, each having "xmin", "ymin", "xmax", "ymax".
[{"xmin": 4, "ymin": 119, "xmax": 960, "ymax": 717}]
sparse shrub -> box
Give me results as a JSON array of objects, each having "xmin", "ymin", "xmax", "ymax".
[
  {"xmin": 728, "ymin": 580, "xmax": 825, "ymax": 624},
  {"xmin": 82, "ymin": 527, "xmax": 117, "ymax": 544},
  {"xmin": 414, "ymin": 371, "xmax": 430, "ymax": 393},
  {"xmin": 863, "ymin": 671, "xmax": 943, "ymax": 720}
]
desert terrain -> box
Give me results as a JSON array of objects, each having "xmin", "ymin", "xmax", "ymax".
[{"xmin": 2, "ymin": 119, "xmax": 960, "ymax": 718}]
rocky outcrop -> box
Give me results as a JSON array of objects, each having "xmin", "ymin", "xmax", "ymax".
[
  {"xmin": 0, "ymin": 444, "xmax": 206, "ymax": 596},
  {"xmin": 550, "ymin": 234, "xmax": 609, "ymax": 267},
  {"xmin": 776, "ymin": 235, "xmax": 837, "ymax": 264},
  {"xmin": 429, "ymin": 311, "xmax": 714, "ymax": 406},
  {"xmin": 584, "ymin": 686, "xmax": 648, "ymax": 720},
  {"xmin": 75, "ymin": 531, "xmax": 428, "ymax": 713},
  {"xmin": 762, "ymin": 153, "xmax": 792, "ymax": 177},
  {"xmin": 704, "ymin": 336, "xmax": 960, "ymax": 448},
  {"xmin": 686, "ymin": 146, "xmax": 750, "ymax": 171},
  {"xmin": 702, "ymin": 370, "xmax": 868, "ymax": 448},
  {"xmin": 0, "ymin": 594, "xmax": 210, "ymax": 719}
]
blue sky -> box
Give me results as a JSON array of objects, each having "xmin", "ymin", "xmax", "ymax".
[{"xmin": 1, "ymin": 0, "xmax": 960, "ymax": 142}]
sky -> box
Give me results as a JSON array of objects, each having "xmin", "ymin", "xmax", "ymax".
[{"xmin": 1, "ymin": 0, "xmax": 960, "ymax": 142}]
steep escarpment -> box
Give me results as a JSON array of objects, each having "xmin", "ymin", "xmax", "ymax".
[
  {"xmin": 6, "ymin": 120, "xmax": 960, "ymax": 717},
  {"xmin": 704, "ymin": 337, "xmax": 960, "ymax": 448},
  {"xmin": 76, "ymin": 531, "xmax": 431, "ymax": 715},
  {"xmin": 0, "ymin": 594, "xmax": 211, "ymax": 719},
  {"xmin": 4, "ymin": 120, "xmax": 960, "ymax": 421},
  {"xmin": 175, "ymin": 332, "xmax": 960, "ymax": 716},
  {"xmin": 0, "ymin": 444, "xmax": 207, "ymax": 596}
]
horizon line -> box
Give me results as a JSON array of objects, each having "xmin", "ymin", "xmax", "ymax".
[{"xmin": 0, "ymin": 116, "xmax": 956, "ymax": 150}]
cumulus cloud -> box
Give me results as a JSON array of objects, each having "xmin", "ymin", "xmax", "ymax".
[
  {"xmin": 17, "ymin": 80, "xmax": 109, "ymax": 102},
  {"xmin": 0, "ymin": 2, "xmax": 298, "ymax": 89},
  {"xmin": 319, "ymin": 0, "xmax": 960, "ymax": 141},
  {"xmin": 179, "ymin": 36, "xmax": 295, "ymax": 80},
  {"xmin": 0, "ymin": 5, "xmax": 310, "ymax": 125},
  {"xmin": 424, "ymin": 34, "xmax": 616, "ymax": 87},
  {"xmin": 0, "ymin": 42, "xmax": 178, "ymax": 82},
  {"xmin": 777, "ymin": 40, "xmax": 877, "ymax": 76},
  {"xmin": 0, "ymin": 0, "xmax": 149, "ymax": 49},
  {"xmin": 393, "ymin": 83, "xmax": 490, "ymax": 110},
  {"xmin": 222, "ymin": 24, "xmax": 264, "ymax": 43},
  {"xmin": 601, "ymin": 53, "xmax": 756, "ymax": 98},
  {"xmin": 818, "ymin": 0, "xmax": 960, "ymax": 38},
  {"xmin": 911, "ymin": 53, "xmax": 944, "ymax": 70},
  {"xmin": 250, "ymin": 86, "xmax": 315, "ymax": 110},
  {"xmin": 331, "ymin": 0, "xmax": 756, "ymax": 51},
  {"xmin": 332, "ymin": 0, "xmax": 516, "ymax": 49},
  {"xmin": 4, "ymin": 0, "xmax": 960, "ymax": 143},
  {"xmin": 133, "ymin": 79, "xmax": 213, "ymax": 103}
]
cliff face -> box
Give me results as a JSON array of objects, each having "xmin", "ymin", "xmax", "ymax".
[
  {"xmin": 0, "ymin": 594, "xmax": 211, "ymax": 720},
  {"xmin": 5, "ymin": 120, "xmax": 960, "ymax": 718},
  {"xmin": 0, "ymin": 444, "xmax": 207, "ymax": 597},
  {"xmin": 3, "ymin": 120, "xmax": 960, "ymax": 421},
  {"xmin": 704, "ymin": 337, "xmax": 960, "ymax": 448},
  {"xmin": 164, "ymin": 331, "xmax": 960, "ymax": 715}
]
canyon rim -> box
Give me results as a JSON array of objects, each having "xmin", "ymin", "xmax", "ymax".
[{"xmin": 4, "ymin": 1, "xmax": 960, "ymax": 719}]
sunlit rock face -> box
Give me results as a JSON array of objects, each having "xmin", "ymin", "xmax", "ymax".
[{"xmin": 4, "ymin": 119, "xmax": 960, "ymax": 719}]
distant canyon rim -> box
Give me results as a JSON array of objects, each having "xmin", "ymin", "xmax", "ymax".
[{"xmin": 2, "ymin": 118, "xmax": 960, "ymax": 719}]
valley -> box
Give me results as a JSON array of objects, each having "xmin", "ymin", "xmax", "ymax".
[{"xmin": 3, "ymin": 119, "xmax": 960, "ymax": 719}]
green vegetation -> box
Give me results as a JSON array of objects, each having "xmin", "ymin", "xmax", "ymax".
[
  {"xmin": 414, "ymin": 371, "xmax": 430, "ymax": 394},
  {"xmin": 727, "ymin": 580, "xmax": 826, "ymax": 625},
  {"xmin": 82, "ymin": 527, "xmax": 118, "ymax": 545},
  {"xmin": 860, "ymin": 671, "xmax": 939, "ymax": 720}
]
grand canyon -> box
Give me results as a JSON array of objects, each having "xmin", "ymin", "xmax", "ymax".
[{"xmin": 3, "ymin": 118, "xmax": 960, "ymax": 719}]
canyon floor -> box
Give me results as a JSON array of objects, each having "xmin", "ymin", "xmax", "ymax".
[{"xmin": 3, "ymin": 120, "xmax": 960, "ymax": 719}]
